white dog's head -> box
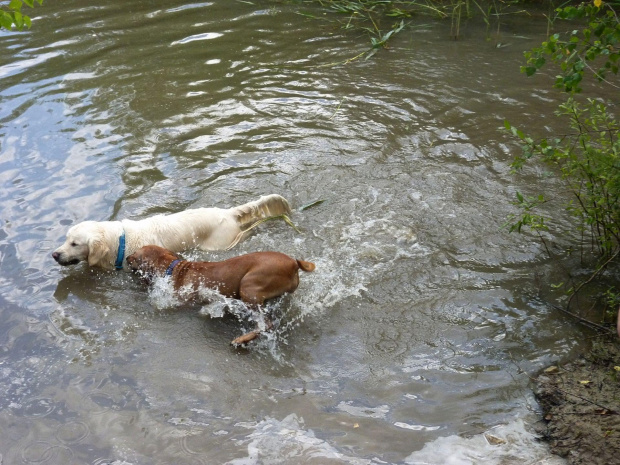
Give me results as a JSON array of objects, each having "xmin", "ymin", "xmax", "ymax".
[{"xmin": 52, "ymin": 221, "xmax": 112, "ymax": 267}]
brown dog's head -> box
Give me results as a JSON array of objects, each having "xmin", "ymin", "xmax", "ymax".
[{"xmin": 126, "ymin": 245, "xmax": 180, "ymax": 281}]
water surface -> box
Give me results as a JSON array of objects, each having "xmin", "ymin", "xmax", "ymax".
[{"xmin": 0, "ymin": 1, "xmax": 581, "ymax": 463}]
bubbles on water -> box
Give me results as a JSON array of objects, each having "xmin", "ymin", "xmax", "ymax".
[
  {"xmin": 394, "ymin": 422, "xmax": 441, "ymax": 432},
  {"xmin": 294, "ymin": 256, "xmax": 368, "ymax": 314},
  {"xmin": 147, "ymin": 276, "xmax": 184, "ymax": 310},
  {"xmin": 20, "ymin": 397, "xmax": 56, "ymax": 418},
  {"xmin": 228, "ymin": 413, "xmax": 373, "ymax": 465},
  {"xmin": 336, "ymin": 401, "xmax": 390, "ymax": 420}
]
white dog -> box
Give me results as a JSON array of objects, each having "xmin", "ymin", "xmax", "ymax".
[{"xmin": 52, "ymin": 194, "xmax": 291, "ymax": 270}]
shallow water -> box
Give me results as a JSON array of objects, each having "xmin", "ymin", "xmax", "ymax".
[{"xmin": 0, "ymin": 1, "xmax": 586, "ymax": 463}]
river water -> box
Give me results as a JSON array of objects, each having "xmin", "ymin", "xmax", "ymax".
[{"xmin": 0, "ymin": 1, "xmax": 585, "ymax": 463}]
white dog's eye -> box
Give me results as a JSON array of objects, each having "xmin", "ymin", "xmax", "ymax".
[{"xmin": 71, "ymin": 242, "xmax": 78, "ymax": 247}]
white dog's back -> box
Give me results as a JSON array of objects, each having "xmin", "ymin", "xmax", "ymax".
[
  {"xmin": 122, "ymin": 207, "xmax": 238, "ymax": 253},
  {"xmin": 52, "ymin": 194, "xmax": 292, "ymax": 270}
]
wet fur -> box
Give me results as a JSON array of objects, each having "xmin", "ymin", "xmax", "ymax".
[
  {"xmin": 126, "ymin": 245, "xmax": 315, "ymax": 345},
  {"xmin": 52, "ymin": 194, "xmax": 291, "ymax": 270}
]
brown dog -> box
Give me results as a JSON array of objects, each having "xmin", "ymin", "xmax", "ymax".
[{"xmin": 126, "ymin": 245, "xmax": 315, "ymax": 345}]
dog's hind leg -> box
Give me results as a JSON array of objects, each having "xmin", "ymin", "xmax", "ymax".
[
  {"xmin": 231, "ymin": 330, "xmax": 261, "ymax": 346},
  {"xmin": 231, "ymin": 285, "xmax": 280, "ymax": 346},
  {"xmin": 230, "ymin": 315, "xmax": 273, "ymax": 347}
]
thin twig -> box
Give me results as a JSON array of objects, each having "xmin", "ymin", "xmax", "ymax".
[
  {"xmin": 548, "ymin": 302, "xmax": 616, "ymax": 335},
  {"xmin": 567, "ymin": 247, "xmax": 620, "ymax": 308},
  {"xmin": 329, "ymin": 98, "xmax": 345, "ymax": 120},
  {"xmin": 545, "ymin": 384, "xmax": 619, "ymax": 415}
]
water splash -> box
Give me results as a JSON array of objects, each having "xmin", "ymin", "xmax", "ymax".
[
  {"xmin": 227, "ymin": 414, "xmax": 373, "ymax": 465},
  {"xmin": 405, "ymin": 418, "xmax": 565, "ymax": 465}
]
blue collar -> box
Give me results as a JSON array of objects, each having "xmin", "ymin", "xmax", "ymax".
[
  {"xmin": 115, "ymin": 231, "xmax": 126, "ymax": 270},
  {"xmin": 165, "ymin": 259, "xmax": 182, "ymax": 276}
]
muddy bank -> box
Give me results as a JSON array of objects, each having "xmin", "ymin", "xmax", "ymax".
[{"xmin": 534, "ymin": 339, "xmax": 620, "ymax": 464}]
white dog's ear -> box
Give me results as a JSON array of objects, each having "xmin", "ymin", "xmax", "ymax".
[{"xmin": 87, "ymin": 235, "xmax": 110, "ymax": 267}]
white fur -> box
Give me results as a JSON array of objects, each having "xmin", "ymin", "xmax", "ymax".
[{"xmin": 52, "ymin": 194, "xmax": 291, "ymax": 270}]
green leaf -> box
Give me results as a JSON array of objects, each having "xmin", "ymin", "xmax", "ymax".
[
  {"xmin": 9, "ymin": 0, "xmax": 23, "ymax": 12},
  {"xmin": 0, "ymin": 12, "xmax": 14, "ymax": 29},
  {"xmin": 12, "ymin": 11, "xmax": 23, "ymax": 29},
  {"xmin": 300, "ymin": 199, "xmax": 326, "ymax": 211}
]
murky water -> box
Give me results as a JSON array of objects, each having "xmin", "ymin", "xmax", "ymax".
[{"xmin": 0, "ymin": 1, "xmax": 585, "ymax": 463}]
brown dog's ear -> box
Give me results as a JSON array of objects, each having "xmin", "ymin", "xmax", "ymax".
[{"xmin": 87, "ymin": 234, "xmax": 110, "ymax": 267}]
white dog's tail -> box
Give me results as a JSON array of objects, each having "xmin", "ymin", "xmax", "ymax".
[{"xmin": 232, "ymin": 194, "xmax": 292, "ymax": 229}]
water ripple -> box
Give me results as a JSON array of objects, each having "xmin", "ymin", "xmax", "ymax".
[{"xmin": 0, "ymin": 1, "xmax": 579, "ymax": 463}]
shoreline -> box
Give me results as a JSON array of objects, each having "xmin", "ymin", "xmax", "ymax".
[{"xmin": 533, "ymin": 339, "xmax": 620, "ymax": 464}]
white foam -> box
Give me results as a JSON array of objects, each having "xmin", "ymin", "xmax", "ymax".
[
  {"xmin": 227, "ymin": 414, "xmax": 564, "ymax": 464},
  {"xmin": 395, "ymin": 422, "xmax": 442, "ymax": 432},
  {"xmin": 227, "ymin": 414, "xmax": 373, "ymax": 465},
  {"xmin": 226, "ymin": 414, "xmax": 563, "ymax": 465},
  {"xmin": 336, "ymin": 401, "xmax": 390, "ymax": 419},
  {"xmin": 404, "ymin": 418, "xmax": 566, "ymax": 465}
]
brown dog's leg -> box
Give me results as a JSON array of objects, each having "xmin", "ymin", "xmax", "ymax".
[
  {"xmin": 230, "ymin": 318, "xmax": 273, "ymax": 346},
  {"xmin": 231, "ymin": 330, "xmax": 262, "ymax": 346}
]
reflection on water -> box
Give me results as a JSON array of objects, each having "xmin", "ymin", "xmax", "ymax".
[{"xmin": 0, "ymin": 0, "xmax": 578, "ymax": 463}]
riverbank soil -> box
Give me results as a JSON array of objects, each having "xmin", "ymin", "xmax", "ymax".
[{"xmin": 534, "ymin": 340, "xmax": 620, "ymax": 465}]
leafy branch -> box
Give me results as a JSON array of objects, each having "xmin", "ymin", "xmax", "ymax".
[
  {"xmin": 0, "ymin": 0, "xmax": 43, "ymax": 31},
  {"xmin": 505, "ymin": 2, "xmax": 620, "ymax": 328},
  {"xmin": 522, "ymin": 1, "xmax": 620, "ymax": 93},
  {"xmin": 506, "ymin": 99, "xmax": 620, "ymax": 259}
]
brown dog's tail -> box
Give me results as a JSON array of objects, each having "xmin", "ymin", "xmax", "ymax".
[{"xmin": 297, "ymin": 260, "xmax": 315, "ymax": 272}]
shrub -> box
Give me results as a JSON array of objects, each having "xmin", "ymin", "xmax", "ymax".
[{"xmin": 507, "ymin": 1, "xmax": 620, "ymax": 323}]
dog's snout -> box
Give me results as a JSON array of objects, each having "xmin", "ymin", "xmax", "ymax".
[
  {"xmin": 126, "ymin": 254, "xmax": 138, "ymax": 268},
  {"xmin": 52, "ymin": 251, "xmax": 60, "ymax": 262}
]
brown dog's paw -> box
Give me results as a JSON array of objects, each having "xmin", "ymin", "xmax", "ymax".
[{"xmin": 231, "ymin": 330, "xmax": 261, "ymax": 346}]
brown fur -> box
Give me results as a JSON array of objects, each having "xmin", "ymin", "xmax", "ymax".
[{"xmin": 126, "ymin": 245, "xmax": 315, "ymax": 345}]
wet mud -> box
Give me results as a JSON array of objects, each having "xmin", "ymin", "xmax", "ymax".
[{"xmin": 534, "ymin": 340, "xmax": 620, "ymax": 465}]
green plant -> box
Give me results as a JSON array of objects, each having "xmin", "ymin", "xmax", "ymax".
[
  {"xmin": 450, "ymin": 0, "xmax": 465, "ymax": 39},
  {"xmin": 366, "ymin": 19, "xmax": 406, "ymax": 58},
  {"xmin": 506, "ymin": 1, "xmax": 620, "ymax": 325},
  {"xmin": 504, "ymin": 191, "xmax": 549, "ymax": 233},
  {"xmin": 522, "ymin": 0, "xmax": 620, "ymax": 93},
  {"xmin": 466, "ymin": 0, "xmax": 524, "ymax": 42},
  {"xmin": 506, "ymin": 99, "xmax": 620, "ymax": 258},
  {"xmin": 304, "ymin": 0, "xmax": 531, "ymax": 47},
  {"xmin": 0, "ymin": 0, "xmax": 43, "ymax": 31}
]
